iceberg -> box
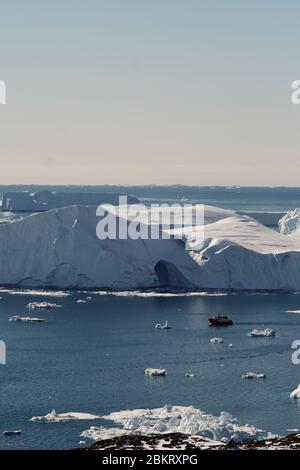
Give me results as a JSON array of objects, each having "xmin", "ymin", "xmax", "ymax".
[
  {"xmin": 0, "ymin": 191, "xmax": 139, "ymax": 212},
  {"xmin": 9, "ymin": 315, "xmax": 46, "ymax": 322},
  {"xmin": 249, "ymin": 328, "xmax": 275, "ymax": 337},
  {"xmin": 0, "ymin": 204, "xmax": 299, "ymax": 290},
  {"xmin": 30, "ymin": 409, "xmax": 100, "ymax": 422},
  {"xmin": 27, "ymin": 301, "xmax": 61, "ymax": 309},
  {"xmin": 290, "ymin": 385, "xmax": 300, "ymax": 399},
  {"xmin": 81, "ymin": 405, "xmax": 275, "ymax": 443},
  {"xmin": 278, "ymin": 209, "xmax": 300, "ymax": 235},
  {"xmin": 155, "ymin": 320, "xmax": 171, "ymax": 329},
  {"xmin": 145, "ymin": 368, "xmax": 167, "ymax": 376},
  {"xmin": 241, "ymin": 372, "xmax": 266, "ymax": 379},
  {"xmin": 210, "ymin": 337, "xmax": 223, "ymax": 344}
]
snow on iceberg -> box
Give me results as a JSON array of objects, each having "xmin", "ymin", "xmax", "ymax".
[
  {"xmin": 0, "ymin": 204, "xmax": 299, "ymax": 290},
  {"xmin": 30, "ymin": 409, "xmax": 100, "ymax": 422},
  {"xmin": 81, "ymin": 405, "xmax": 275, "ymax": 442},
  {"xmin": 0, "ymin": 191, "xmax": 139, "ymax": 212},
  {"xmin": 278, "ymin": 209, "xmax": 300, "ymax": 235}
]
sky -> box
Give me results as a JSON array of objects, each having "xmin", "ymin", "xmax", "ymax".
[{"xmin": 0, "ymin": 0, "xmax": 300, "ymax": 185}]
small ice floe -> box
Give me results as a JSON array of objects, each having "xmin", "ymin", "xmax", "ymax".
[
  {"xmin": 287, "ymin": 428, "xmax": 299, "ymax": 433},
  {"xmin": 155, "ymin": 320, "xmax": 171, "ymax": 330},
  {"xmin": 290, "ymin": 385, "xmax": 300, "ymax": 399},
  {"xmin": 30, "ymin": 409, "xmax": 100, "ymax": 422},
  {"xmin": 286, "ymin": 310, "xmax": 300, "ymax": 314},
  {"xmin": 77, "ymin": 299, "xmax": 86, "ymax": 303},
  {"xmin": 241, "ymin": 372, "xmax": 266, "ymax": 379},
  {"xmin": 228, "ymin": 344, "xmax": 233, "ymax": 348},
  {"xmin": 86, "ymin": 297, "xmax": 92, "ymax": 300},
  {"xmin": 210, "ymin": 337, "xmax": 223, "ymax": 344},
  {"xmin": 249, "ymin": 328, "xmax": 275, "ymax": 337},
  {"xmin": 27, "ymin": 302, "xmax": 61, "ymax": 310},
  {"xmin": 2, "ymin": 430, "xmax": 21, "ymax": 436},
  {"xmin": 185, "ymin": 373, "xmax": 195, "ymax": 378},
  {"xmin": 145, "ymin": 368, "xmax": 167, "ymax": 376},
  {"xmin": 78, "ymin": 440, "xmax": 86, "ymax": 445},
  {"xmin": 9, "ymin": 315, "xmax": 46, "ymax": 322}
]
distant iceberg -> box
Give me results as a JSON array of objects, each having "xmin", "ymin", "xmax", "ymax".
[
  {"xmin": 0, "ymin": 190, "xmax": 139, "ymax": 212},
  {"xmin": 30, "ymin": 409, "xmax": 100, "ymax": 422}
]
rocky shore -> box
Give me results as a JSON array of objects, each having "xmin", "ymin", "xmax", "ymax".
[{"xmin": 86, "ymin": 432, "xmax": 300, "ymax": 451}]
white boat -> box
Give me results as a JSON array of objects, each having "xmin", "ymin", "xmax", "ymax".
[{"xmin": 249, "ymin": 328, "xmax": 275, "ymax": 337}]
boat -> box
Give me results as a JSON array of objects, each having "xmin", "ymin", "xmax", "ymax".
[{"xmin": 208, "ymin": 315, "xmax": 233, "ymax": 326}]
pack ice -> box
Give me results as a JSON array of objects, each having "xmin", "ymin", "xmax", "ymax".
[{"xmin": 0, "ymin": 203, "xmax": 299, "ymax": 290}]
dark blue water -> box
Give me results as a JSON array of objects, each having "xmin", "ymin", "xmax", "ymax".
[
  {"xmin": 0, "ymin": 290, "xmax": 300, "ymax": 449},
  {"xmin": 1, "ymin": 185, "xmax": 300, "ymax": 212}
]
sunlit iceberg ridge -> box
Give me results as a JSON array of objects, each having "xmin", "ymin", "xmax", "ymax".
[{"xmin": 0, "ymin": 203, "xmax": 300, "ymax": 290}]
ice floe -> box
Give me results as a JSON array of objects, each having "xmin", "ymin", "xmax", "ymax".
[
  {"xmin": 30, "ymin": 409, "xmax": 100, "ymax": 422},
  {"xmin": 145, "ymin": 368, "xmax": 167, "ymax": 376},
  {"xmin": 290, "ymin": 385, "xmax": 300, "ymax": 399},
  {"xmin": 249, "ymin": 328, "xmax": 275, "ymax": 337},
  {"xmin": 2, "ymin": 430, "xmax": 21, "ymax": 436},
  {"xmin": 0, "ymin": 289, "xmax": 70, "ymax": 297},
  {"xmin": 27, "ymin": 301, "xmax": 61, "ymax": 309},
  {"xmin": 155, "ymin": 321, "xmax": 171, "ymax": 330},
  {"xmin": 9, "ymin": 315, "xmax": 46, "ymax": 322},
  {"xmin": 241, "ymin": 372, "xmax": 266, "ymax": 379},
  {"xmin": 210, "ymin": 337, "xmax": 223, "ymax": 344},
  {"xmin": 94, "ymin": 290, "xmax": 227, "ymax": 298},
  {"xmin": 185, "ymin": 373, "xmax": 195, "ymax": 378},
  {"xmin": 81, "ymin": 405, "xmax": 275, "ymax": 443}
]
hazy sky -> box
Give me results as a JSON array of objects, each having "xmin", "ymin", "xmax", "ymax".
[{"xmin": 0, "ymin": 0, "xmax": 300, "ymax": 185}]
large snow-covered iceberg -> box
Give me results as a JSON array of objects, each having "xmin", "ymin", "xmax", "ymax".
[
  {"xmin": 278, "ymin": 209, "xmax": 300, "ymax": 235},
  {"xmin": 0, "ymin": 190, "xmax": 138, "ymax": 212},
  {"xmin": 0, "ymin": 203, "xmax": 299, "ymax": 290},
  {"xmin": 81, "ymin": 405, "xmax": 274, "ymax": 442}
]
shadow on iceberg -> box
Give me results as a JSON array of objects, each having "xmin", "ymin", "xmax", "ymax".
[{"xmin": 154, "ymin": 260, "xmax": 191, "ymax": 289}]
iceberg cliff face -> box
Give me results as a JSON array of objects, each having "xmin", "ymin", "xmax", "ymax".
[
  {"xmin": 0, "ymin": 204, "xmax": 299, "ymax": 290},
  {"xmin": 278, "ymin": 209, "xmax": 300, "ymax": 235},
  {"xmin": 0, "ymin": 190, "xmax": 138, "ymax": 212}
]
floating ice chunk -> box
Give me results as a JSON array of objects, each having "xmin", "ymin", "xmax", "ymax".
[
  {"xmin": 78, "ymin": 440, "xmax": 86, "ymax": 445},
  {"xmin": 86, "ymin": 296, "xmax": 92, "ymax": 300},
  {"xmin": 250, "ymin": 328, "xmax": 275, "ymax": 337},
  {"xmin": 228, "ymin": 344, "xmax": 233, "ymax": 348},
  {"xmin": 0, "ymin": 289, "xmax": 70, "ymax": 297},
  {"xmin": 210, "ymin": 337, "xmax": 223, "ymax": 344},
  {"xmin": 77, "ymin": 299, "xmax": 86, "ymax": 303},
  {"xmin": 286, "ymin": 310, "xmax": 300, "ymax": 314},
  {"xmin": 155, "ymin": 320, "xmax": 171, "ymax": 330},
  {"xmin": 30, "ymin": 409, "xmax": 100, "ymax": 422},
  {"xmin": 81, "ymin": 405, "xmax": 275, "ymax": 443},
  {"xmin": 145, "ymin": 368, "xmax": 167, "ymax": 376},
  {"xmin": 9, "ymin": 315, "xmax": 46, "ymax": 322},
  {"xmin": 2, "ymin": 430, "xmax": 21, "ymax": 436},
  {"xmin": 241, "ymin": 372, "xmax": 266, "ymax": 379},
  {"xmin": 27, "ymin": 302, "xmax": 61, "ymax": 310},
  {"xmin": 185, "ymin": 373, "xmax": 195, "ymax": 378},
  {"xmin": 290, "ymin": 385, "xmax": 300, "ymax": 399}
]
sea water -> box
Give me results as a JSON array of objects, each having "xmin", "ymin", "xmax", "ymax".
[{"xmin": 0, "ymin": 290, "xmax": 300, "ymax": 449}]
